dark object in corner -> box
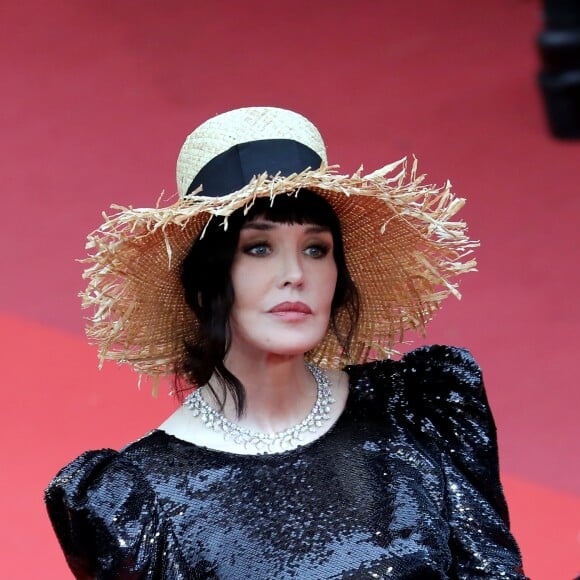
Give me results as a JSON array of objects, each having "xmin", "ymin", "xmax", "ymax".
[{"xmin": 538, "ymin": 0, "xmax": 580, "ymax": 138}]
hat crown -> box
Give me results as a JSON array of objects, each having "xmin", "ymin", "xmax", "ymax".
[{"xmin": 176, "ymin": 107, "xmax": 328, "ymax": 198}]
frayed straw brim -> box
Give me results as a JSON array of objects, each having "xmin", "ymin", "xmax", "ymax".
[{"xmin": 81, "ymin": 157, "xmax": 478, "ymax": 386}]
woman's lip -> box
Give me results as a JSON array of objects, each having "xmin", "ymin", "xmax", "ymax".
[
  {"xmin": 269, "ymin": 301, "xmax": 312, "ymax": 314},
  {"xmin": 270, "ymin": 311, "xmax": 310, "ymax": 322}
]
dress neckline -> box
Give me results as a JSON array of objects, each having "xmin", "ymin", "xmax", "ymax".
[{"xmin": 152, "ymin": 385, "xmax": 354, "ymax": 461}]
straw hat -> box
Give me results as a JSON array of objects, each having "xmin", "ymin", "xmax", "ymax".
[{"xmin": 81, "ymin": 107, "xmax": 478, "ymax": 385}]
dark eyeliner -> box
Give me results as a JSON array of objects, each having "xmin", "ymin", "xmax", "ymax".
[{"xmin": 241, "ymin": 240, "xmax": 270, "ymax": 255}]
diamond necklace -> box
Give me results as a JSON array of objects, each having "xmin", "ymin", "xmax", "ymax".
[{"xmin": 183, "ymin": 363, "xmax": 335, "ymax": 454}]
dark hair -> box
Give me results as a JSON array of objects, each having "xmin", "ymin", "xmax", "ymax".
[{"xmin": 174, "ymin": 189, "xmax": 360, "ymax": 416}]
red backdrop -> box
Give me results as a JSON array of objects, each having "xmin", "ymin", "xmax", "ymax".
[{"xmin": 1, "ymin": 1, "xmax": 578, "ymax": 578}]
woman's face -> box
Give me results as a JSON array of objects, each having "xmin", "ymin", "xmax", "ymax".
[{"xmin": 229, "ymin": 218, "xmax": 338, "ymax": 359}]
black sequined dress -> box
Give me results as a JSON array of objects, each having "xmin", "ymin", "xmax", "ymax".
[{"xmin": 45, "ymin": 346, "xmax": 526, "ymax": 579}]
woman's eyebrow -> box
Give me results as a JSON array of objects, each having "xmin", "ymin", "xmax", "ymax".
[
  {"xmin": 241, "ymin": 221, "xmax": 331, "ymax": 233},
  {"xmin": 240, "ymin": 221, "xmax": 274, "ymax": 231},
  {"xmin": 304, "ymin": 224, "xmax": 331, "ymax": 234}
]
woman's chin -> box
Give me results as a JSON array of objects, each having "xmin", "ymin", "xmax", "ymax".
[
  {"xmin": 264, "ymin": 337, "xmax": 325, "ymax": 358},
  {"xmin": 229, "ymin": 323, "xmax": 330, "ymax": 360}
]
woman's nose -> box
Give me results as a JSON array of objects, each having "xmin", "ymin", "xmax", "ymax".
[{"xmin": 279, "ymin": 251, "xmax": 305, "ymax": 287}]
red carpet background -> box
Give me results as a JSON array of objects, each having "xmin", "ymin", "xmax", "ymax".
[{"xmin": 1, "ymin": 1, "xmax": 578, "ymax": 578}]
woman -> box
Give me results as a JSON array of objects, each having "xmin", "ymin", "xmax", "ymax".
[{"xmin": 46, "ymin": 107, "xmax": 526, "ymax": 578}]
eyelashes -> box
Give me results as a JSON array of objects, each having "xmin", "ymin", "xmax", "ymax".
[
  {"xmin": 242, "ymin": 242, "xmax": 270, "ymax": 256},
  {"xmin": 304, "ymin": 244, "xmax": 331, "ymax": 258}
]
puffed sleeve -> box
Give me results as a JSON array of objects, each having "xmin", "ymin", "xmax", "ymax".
[
  {"xmin": 45, "ymin": 449, "xmax": 168, "ymax": 579},
  {"xmin": 403, "ymin": 345, "xmax": 527, "ymax": 579}
]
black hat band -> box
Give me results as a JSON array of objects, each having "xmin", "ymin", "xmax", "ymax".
[{"xmin": 185, "ymin": 139, "xmax": 323, "ymax": 198}]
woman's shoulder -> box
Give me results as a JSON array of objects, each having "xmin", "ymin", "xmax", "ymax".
[
  {"xmin": 46, "ymin": 448, "xmax": 132, "ymax": 502},
  {"xmin": 345, "ymin": 344, "xmax": 491, "ymax": 442},
  {"xmin": 346, "ymin": 343, "xmax": 503, "ymax": 486},
  {"xmin": 398, "ymin": 344, "xmax": 483, "ymax": 406},
  {"xmin": 346, "ymin": 344, "xmax": 481, "ymax": 399},
  {"xmin": 45, "ymin": 430, "xmax": 185, "ymax": 497},
  {"xmin": 398, "ymin": 343, "xmax": 481, "ymax": 383},
  {"xmin": 45, "ymin": 436, "xmax": 154, "ymax": 519},
  {"xmin": 348, "ymin": 343, "xmax": 478, "ymax": 374},
  {"xmin": 44, "ymin": 432, "xmax": 176, "ymax": 577}
]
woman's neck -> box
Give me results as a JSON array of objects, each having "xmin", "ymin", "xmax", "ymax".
[
  {"xmin": 214, "ymin": 351, "xmax": 317, "ymax": 434},
  {"xmin": 159, "ymin": 352, "xmax": 350, "ymax": 454}
]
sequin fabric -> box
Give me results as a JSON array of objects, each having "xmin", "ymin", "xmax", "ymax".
[{"xmin": 45, "ymin": 346, "xmax": 527, "ymax": 579}]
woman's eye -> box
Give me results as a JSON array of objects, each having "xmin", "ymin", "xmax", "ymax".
[
  {"xmin": 304, "ymin": 244, "xmax": 330, "ymax": 258},
  {"xmin": 244, "ymin": 243, "xmax": 271, "ymax": 256}
]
